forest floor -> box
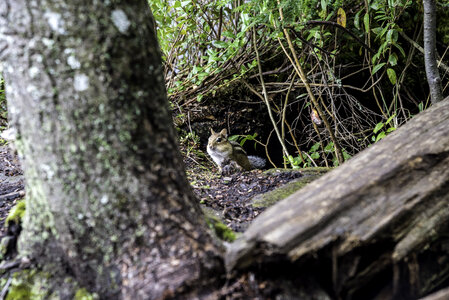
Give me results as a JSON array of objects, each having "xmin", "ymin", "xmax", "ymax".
[
  {"xmin": 183, "ymin": 147, "xmax": 329, "ymax": 234},
  {"xmin": 0, "ymin": 141, "xmax": 329, "ymax": 235},
  {"xmin": 0, "ymin": 146, "xmax": 24, "ymax": 236},
  {"xmin": 0, "ymin": 143, "xmax": 328, "ymax": 237}
]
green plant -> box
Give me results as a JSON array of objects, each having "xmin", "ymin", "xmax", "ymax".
[
  {"xmin": 325, "ymin": 142, "xmax": 351, "ymax": 166},
  {"xmin": 151, "ymin": 0, "xmax": 443, "ymax": 171},
  {"xmin": 228, "ymin": 132, "xmax": 260, "ymax": 149},
  {"xmin": 179, "ymin": 130, "xmax": 202, "ymax": 157},
  {"xmin": 372, "ymin": 114, "xmax": 397, "ymax": 143},
  {"xmin": 288, "ymin": 142, "xmax": 318, "ymax": 168},
  {"xmin": 366, "ymin": 0, "xmax": 413, "ymax": 84}
]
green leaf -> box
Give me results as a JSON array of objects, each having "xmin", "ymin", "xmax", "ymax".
[
  {"xmin": 198, "ymin": 72, "xmax": 209, "ymax": 81},
  {"xmin": 372, "ymin": 63, "xmax": 386, "ymax": 74},
  {"xmin": 222, "ymin": 31, "xmax": 234, "ymax": 39},
  {"xmin": 386, "ymin": 29, "xmax": 398, "ymax": 43},
  {"xmin": 375, "ymin": 131, "xmax": 386, "ymax": 142},
  {"xmin": 212, "ymin": 40, "xmax": 228, "ymax": 48},
  {"xmin": 418, "ymin": 102, "xmax": 424, "ymax": 112},
  {"xmin": 385, "ymin": 113, "xmax": 396, "ymax": 125},
  {"xmin": 371, "ymin": 2, "xmax": 381, "ymax": 9},
  {"xmin": 373, "ymin": 122, "xmax": 384, "ymax": 134},
  {"xmin": 363, "ymin": 13, "xmax": 370, "ymax": 33},
  {"xmin": 196, "ymin": 94, "xmax": 203, "ymax": 102},
  {"xmin": 321, "ymin": 0, "xmax": 327, "ymax": 11},
  {"xmin": 379, "ymin": 26, "xmax": 389, "ymax": 38},
  {"xmin": 354, "ymin": 10, "xmax": 361, "ymax": 30},
  {"xmin": 394, "ymin": 43, "xmax": 406, "ymax": 57},
  {"xmin": 324, "ymin": 142, "xmax": 334, "ymax": 152},
  {"xmin": 387, "ymin": 68, "xmax": 397, "ymax": 85},
  {"xmin": 372, "ymin": 52, "xmax": 380, "ymax": 64},
  {"xmin": 228, "ymin": 135, "xmax": 239, "ymax": 141},
  {"xmin": 386, "ymin": 127, "xmax": 396, "ymax": 133},
  {"xmin": 388, "ymin": 53, "xmax": 398, "ymax": 66},
  {"xmin": 372, "ymin": 27, "xmax": 383, "ymax": 36},
  {"xmin": 310, "ymin": 142, "xmax": 320, "ymax": 153}
]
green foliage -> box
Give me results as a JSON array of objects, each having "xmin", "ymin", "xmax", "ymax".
[
  {"xmin": 437, "ymin": 3, "xmax": 449, "ymax": 44},
  {"xmin": 151, "ymin": 0, "xmax": 443, "ymax": 168},
  {"xmin": 149, "ymin": 0, "xmax": 255, "ymax": 97},
  {"xmin": 371, "ymin": 114, "xmax": 397, "ymax": 143},
  {"xmin": 289, "ymin": 141, "xmax": 351, "ymax": 168},
  {"xmin": 179, "ymin": 130, "xmax": 210, "ymax": 170},
  {"xmin": 229, "ymin": 133, "xmax": 259, "ymax": 149},
  {"xmin": 179, "ymin": 130, "xmax": 201, "ymax": 152},
  {"xmin": 365, "ymin": 0, "xmax": 412, "ymax": 85},
  {"xmin": 306, "ymin": 142, "xmax": 321, "ymax": 167}
]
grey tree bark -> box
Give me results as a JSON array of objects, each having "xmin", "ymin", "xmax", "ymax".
[
  {"xmin": 0, "ymin": 0, "xmax": 223, "ymax": 298},
  {"xmin": 423, "ymin": 0, "xmax": 443, "ymax": 103}
]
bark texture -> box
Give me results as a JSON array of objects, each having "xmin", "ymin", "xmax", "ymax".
[
  {"xmin": 227, "ymin": 97, "xmax": 449, "ymax": 299},
  {"xmin": 423, "ymin": 0, "xmax": 443, "ymax": 103},
  {"xmin": 0, "ymin": 0, "xmax": 223, "ymax": 298}
]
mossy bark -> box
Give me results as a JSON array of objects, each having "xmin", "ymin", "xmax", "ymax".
[{"xmin": 0, "ymin": 0, "xmax": 223, "ymax": 298}]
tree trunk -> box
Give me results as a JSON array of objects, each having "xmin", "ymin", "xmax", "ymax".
[
  {"xmin": 0, "ymin": 0, "xmax": 223, "ymax": 298},
  {"xmin": 227, "ymin": 97, "xmax": 449, "ymax": 299},
  {"xmin": 423, "ymin": 0, "xmax": 443, "ymax": 103}
]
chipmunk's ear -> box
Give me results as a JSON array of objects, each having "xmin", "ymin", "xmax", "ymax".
[
  {"xmin": 210, "ymin": 128, "xmax": 216, "ymax": 134},
  {"xmin": 220, "ymin": 129, "xmax": 227, "ymax": 137}
]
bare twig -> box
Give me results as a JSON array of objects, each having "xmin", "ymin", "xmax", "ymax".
[
  {"xmin": 0, "ymin": 190, "xmax": 25, "ymax": 201},
  {"xmin": 252, "ymin": 27, "xmax": 293, "ymax": 166},
  {"xmin": 276, "ymin": 1, "xmax": 344, "ymax": 165},
  {"xmin": 304, "ymin": 20, "xmax": 376, "ymax": 54}
]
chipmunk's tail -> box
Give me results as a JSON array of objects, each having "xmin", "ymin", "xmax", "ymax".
[{"xmin": 248, "ymin": 155, "xmax": 266, "ymax": 169}]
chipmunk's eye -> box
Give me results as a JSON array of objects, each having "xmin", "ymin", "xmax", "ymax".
[{"xmin": 216, "ymin": 137, "xmax": 222, "ymax": 142}]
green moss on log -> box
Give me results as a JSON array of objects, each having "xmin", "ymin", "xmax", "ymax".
[
  {"xmin": 74, "ymin": 287, "xmax": 98, "ymax": 300},
  {"xmin": 5, "ymin": 200, "xmax": 26, "ymax": 227},
  {"xmin": 203, "ymin": 209, "xmax": 236, "ymax": 242},
  {"xmin": 5, "ymin": 270, "xmax": 50, "ymax": 300},
  {"xmin": 252, "ymin": 168, "xmax": 330, "ymax": 208}
]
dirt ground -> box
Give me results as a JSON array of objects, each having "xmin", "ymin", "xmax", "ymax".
[
  {"xmin": 0, "ymin": 146, "xmax": 24, "ymax": 236},
  {"xmin": 191, "ymin": 168, "xmax": 304, "ymax": 232},
  {"xmin": 0, "ymin": 143, "xmax": 320, "ymax": 236},
  {"xmin": 183, "ymin": 144, "xmax": 328, "ymax": 233}
]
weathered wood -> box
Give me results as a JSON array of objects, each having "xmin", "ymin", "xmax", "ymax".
[
  {"xmin": 227, "ymin": 97, "xmax": 449, "ymax": 299},
  {"xmin": 419, "ymin": 286, "xmax": 449, "ymax": 300}
]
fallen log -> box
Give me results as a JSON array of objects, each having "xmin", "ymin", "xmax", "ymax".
[{"xmin": 227, "ymin": 97, "xmax": 449, "ymax": 299}]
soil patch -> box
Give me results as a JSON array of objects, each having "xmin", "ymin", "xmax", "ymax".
[
  {"xmin": 191, "ymin": 169, "xmax": 304, "ymax": 232},
  {"xmin": 0, "ymin": 146, "xmax": 24, "ymax": 236}
]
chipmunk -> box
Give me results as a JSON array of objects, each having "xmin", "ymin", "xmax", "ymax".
[{"xmin": 207, "ymin": 128, "xmax": 266, "ymax": 174}]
